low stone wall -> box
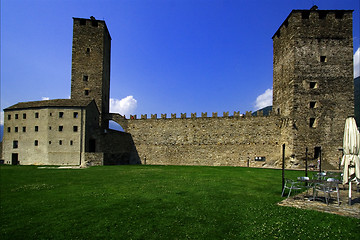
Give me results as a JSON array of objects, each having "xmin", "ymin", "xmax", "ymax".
[{"xmin": 82, "ymin": 152, "xmax": 104, "ymax": 166}]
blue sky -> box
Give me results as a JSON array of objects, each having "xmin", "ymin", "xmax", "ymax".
[{"xmin": 1, "ymin": 0, "xmax": 359, "ymax": 127}]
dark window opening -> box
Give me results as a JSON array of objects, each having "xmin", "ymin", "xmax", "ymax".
[
  {"xmin": 320, "ymin": 56, "xmax": 327, "ymax": 62},
  {"xmin": 35, "ymin": 112, "xmax": 39, "ymax": 118},
  {"xmin": 314, "ymin": 147, "xmax": 321, "ymax": 159},
  {"xmin": 49, "ymin": 141, "xmax": 52, "ymax": 145},
  {"xmin": 91, "ymin": 20, "xmax": 98, "ymax": 27},
  {"xmin": 35, "ymin": 126, "xmax": 39, "ymax": 132},
  {"xmin": 70, "ymin": 140, "xmax": 73, "ymax": 146},
  {"xmin": 50, "ymin": 113, "xmax": 52, "ymax": 116},
  {"xmin": 7, "ymin": 127, "xmax": 11, "ymax": 133},
  {"xmin": 13, "ymin": 140, "xmax": 18, "ymax": 149},
  {"xmin": 59, "ymin": 112, "xmax": 64, "ymax": 118},
  {"xmin": 309, "ymin": 82, "xmax": 317, "ymax": 89},
  {"xmin": 49, "ymin": 126, "xmax": 52, "ymax": 130},
  {"xmin": 80, "ymin": 19, "xmax": 86, "ymax": 25},
  {"xmin": 59, "ymin": 140, "xmax": 63, "ymax": 145},
  {"xmin": 89, "ymin": 139, "xmax": 96, "ymax": 152},
  {"xmin": 83, "ymin": 75, "xmax": 88, "ymax": 81},
  {"xmin": 302, "ymin": 12, "xmax": 310, "ymax": 19},
  {"xmin": 15, "ymin": 114, "xmax": 18, "ymax": 119},
  {"xmin": 34, "ymin": 140, "xmax": 38, "ymax": 146},
  {"xmin": 85, "ymin": 89, "xmax": 90, "ymax": 96},
  {"xmin": 310, "ymin": 101, "xmax": 316, "ymax": 108},
  {"xmin": 74, "ymin": 112, "xmax": 79, "ymax": 118},
  {"xmin": 335, "ymin": 12, "xmax": 344, "ymax": 19},
  {"xmin": 59, "ymin": 126, "xmax": 63, "ymax": 132},
  {"xmin": 319, "ymin": 12, "xmax": 327, "ymax": 19},
  {"xmin": 7, "ymin": 114, "xmax": 11, "ymax": 120},
  {"xmin": 86, "ymin": 48, "xmax": 90, "ymax": 53},
  {"xmin": 22, "ymin": 127, "xmax": 26, "ymax": 132},
  {"xmin": 309, "ymin": 118, "xmax": 316, "ymax": 128},
  {"xmin": 73, "ymin": 126, "xmax": 78, "ymax": 132},
  {"xmin": 15, "ymin": 127, "xmax": 18, "ymax": 132},
  {"xmin": 23, "ymin": 113, "xmax": 26, "ymax": 119}
]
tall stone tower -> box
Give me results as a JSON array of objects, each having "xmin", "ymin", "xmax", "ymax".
[
  {"xmin": 71, "ymin": 17, "xmax": 111, "ymax": 129},
  {"xmin": 273, "ymin": 7, "xmax": 354, "ymax": 168}
]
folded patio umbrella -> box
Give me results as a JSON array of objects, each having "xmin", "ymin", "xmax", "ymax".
[{"xmin": 341, "ymin": 117, "xmax": 360, "ymax": 205}]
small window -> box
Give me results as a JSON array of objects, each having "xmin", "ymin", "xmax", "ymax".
[
  {"xmin": 23, "ymin": 113, "xmax": 26, "ymax": 119},
  {"xmin": 302, "ymin": 12, "xmax": 310, "ymax": 19},
  {"xmin": 320, "ymin": 56, "xmax": 327, "ymax": 62},
  {"xmin": 70, "ymin": 140, "xmax": 73, "ymax": 146},
  {"xmin": 309, "ymin": 118, "xmax": 316, "ymax": 128},
  {"xmin": 309, "ymin": 82, "xmax": 318, "ymax": 89},
  {"xmin": 314, "ymin": 147, "xmax": 321, "ymax": 159},
  {"xmin": 86, "ymin": 48, "xmax": 90, "ymax": 53},
  {"xmin": 309, "ymin": 101, "xmax": 317, "ymax": 108},
  {"xmin": 50, "ymin": 113, "xmax": 52, "ymax": 116},
  {"xmin": 59, "ymin": 126, "xmax": 63, "ymax": 132},
  {"xmin": 35, "ymin": 126, "xmax": 39, "ymax": 132},
  {"xmin": 80, "ymin": 19, "xmax": 86, "ymax": 25},
  {"xmin": 49, "ymin": 126, "xmax": 52, "ymax": 130},
  {"xmin": 35, "ymin": 112, "xmax": 39, "ymax": 118},
  {"xmin": 74, "ymin": 112, "xmax": 79, "ymax": 118},
  {"xmin": 7, "ymin": 114, "xmax": 11, "ymax": 120},
  {"xmin": 85, "ymin": 89, "xmax": 90, "ymax": 96},
  {"xmin": 7, "ymin": 127, "xmax": 11, "ymax": 133},
  {"xmin": 59, "ymin": 112, "xmax": 64, "ymax": 118},
  {"xmin": 83, "ymin": 75, "xmax": 88, "ymax": 81},
  {"xmin": 15, "ymin": 114, "xmax": 18, "ymax": 119},
  {"xmin": 91, "ymin": 20, "xmax": 98, "ymax": 27},
  {"xmin": 15, "ymin": 127, "xmax": 18, "ymax": 132},
  {"xmin": 73, "ymin": 126, "xmax": 78, "ymax": 132},
  {"xmin": 319, "ymin": 12, "xmax": 327, "ymax": 19},
  {"xmin": 335, "ymin": 12, "xmax": 344, "ymax": 19},
  {"xmin": 34, "ymin": 140, "xmax": 38, "ymax": 146},
  {"xmin": 22, "ymin": 127, "xmax": 26, "ymax": 132},
  {"xmin": 13, "ymin": 140, "xmax": 18, "ymax": 149},
  {"xmin": 49, "ymin": 141, "xmax": 52, "ymax": 145},
  {"xmin": 59, "ymin": 140, "xmax": 63, "ymax": 145}
]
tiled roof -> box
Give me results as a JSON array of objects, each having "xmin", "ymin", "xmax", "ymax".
[{"xmin": 4, "ymin": 99, "xmax": 94, "ymax": 111}]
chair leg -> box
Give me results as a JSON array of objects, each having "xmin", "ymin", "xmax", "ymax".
[
  {"xmin": 337, "ymin": 191, "xmax": 340, "ymax": 206},
  {"xmin": 287, "ymin": 188, "xmax": 292, "ymax": 198},
  {"xmin": 282, "ymin": 186, "xmax": 286, "ymax": 197}
]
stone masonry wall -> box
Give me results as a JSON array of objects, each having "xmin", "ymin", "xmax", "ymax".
[{"xmin": 124, "ymin": 113, "xmax": 283, "ymax": 167}]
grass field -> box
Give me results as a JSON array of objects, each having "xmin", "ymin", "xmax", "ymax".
[{"xmin": 0, "ymin": 165, "xmax": 359, "ymax": 239}]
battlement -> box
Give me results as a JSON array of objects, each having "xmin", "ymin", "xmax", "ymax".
[
  {"xmin": 272, "ymin": 7, "xmax": 353, "ymax": 39},
  {"xmin": 129, "ymin": 110, "xmax": 273, "ymax": 120}
]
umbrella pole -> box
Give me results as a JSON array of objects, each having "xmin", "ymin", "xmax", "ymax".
[{"xmin": 349, "ymin": 179, "xmax": 352, "ymax": 205}]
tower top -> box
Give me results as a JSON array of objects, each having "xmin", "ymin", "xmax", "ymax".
[{"xmin": 272, "ymin": 8, "xmax": 353, "ymax": 39}]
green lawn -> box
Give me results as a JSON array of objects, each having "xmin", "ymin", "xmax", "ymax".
[{"xmin": 0, "ymin": 165, "xmax": 359, "ymax": 239}]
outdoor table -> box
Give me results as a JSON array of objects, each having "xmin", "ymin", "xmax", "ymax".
[{"xmin": 297, "ymin": 178, "xmax": 326, "ymax": 201}]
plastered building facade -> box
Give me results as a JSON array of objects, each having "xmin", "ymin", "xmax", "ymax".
[{"xmin": 2, "ymin": 7, "xmax": 355, "ymax": 169}]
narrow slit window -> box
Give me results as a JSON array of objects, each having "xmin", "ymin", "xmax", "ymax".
[
  {"xmin": 15, "ymin": 127, "xmax": 18, "ymax": 132},
  {"xmin": 320, "ymin": 56, "xmax": 327, "ymax": 62},
  {"xmin": 35, "ymin": 112, "xmax": 39, "ymax": 118},
  {"xmin": 83, "ymin": 75, "xmax": 88, "ymax": 81},
  {"xmin": 59, "ymin": 140, "xmax": 63, "ymax": 145},
  {"xmin": 70, "ymin": 140, "xmax": 73, "ymax": 146},
  {"xmin": 35, "ymin": 126, "xmax": 39, "ymax": 132},
  {"xmin": 309, "ymin": 101, "xmax": 317, "ymax": 108},
  {"xmin": 7, "ymin": 127, "xmax": 11, "ymax": 133},
  {"xmin": 15, "ymin": 114, "xmax": 18, "ymax": 119},
  {"xmin": 22, "ymin": 127, "xmax": 26, "ymax": 132},
  {"xmin": 59, "ymin": 126, "xmax": 63, "ymax": 132},
  {"xmin": 86, "ymin": 48, "xmax": 91, "ymax": 54},
  {"xmin": 309, "ymin": 82, "xmax": 318, "ymax": 89},
  {"xmin": 23, "ymin": 113, "xmax": 26, "ymax": 119},
  {"xmin": 309, "ymin": 118, "xmax": 316, "ymax": 128},
  {"xmin": 34, "ymin": 140, "xmax": 38, "ymax": 146},
  {"xmin": 85, "ymin": 89, "xmax": 90, "ymax": 96}
]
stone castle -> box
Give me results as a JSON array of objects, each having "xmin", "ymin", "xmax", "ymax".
[{"xmin": 2, "ymin": 7, "xmax": 355, "ymax": 169}]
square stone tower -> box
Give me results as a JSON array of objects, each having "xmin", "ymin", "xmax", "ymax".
[
  {"xmin": 71, "ymin": 17, "xmax": 111, "ymax": 129},
  {"xmin": 273, "ymin": 7, "xmax": 354, "ymax": 168}
]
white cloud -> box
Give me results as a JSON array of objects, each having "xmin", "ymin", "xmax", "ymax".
[
  {"xmin": 254, "ymin": 88, "xmax": 273, "ymax": 110},
  {"xmin": 355, "ymin": 47, "xmax": 360, "ymax": 78},
  {"xmin": 110, "ymin": 96, "xmax": 137, "ymax": 117},
  {"xmin": 42, "ymin": 97, "xmax": 50, "ymax": 100}
]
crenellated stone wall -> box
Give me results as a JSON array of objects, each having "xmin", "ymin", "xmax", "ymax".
[{"xmin": 124, "ymin": 112, "xmax": 286, "ymax": 167}]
